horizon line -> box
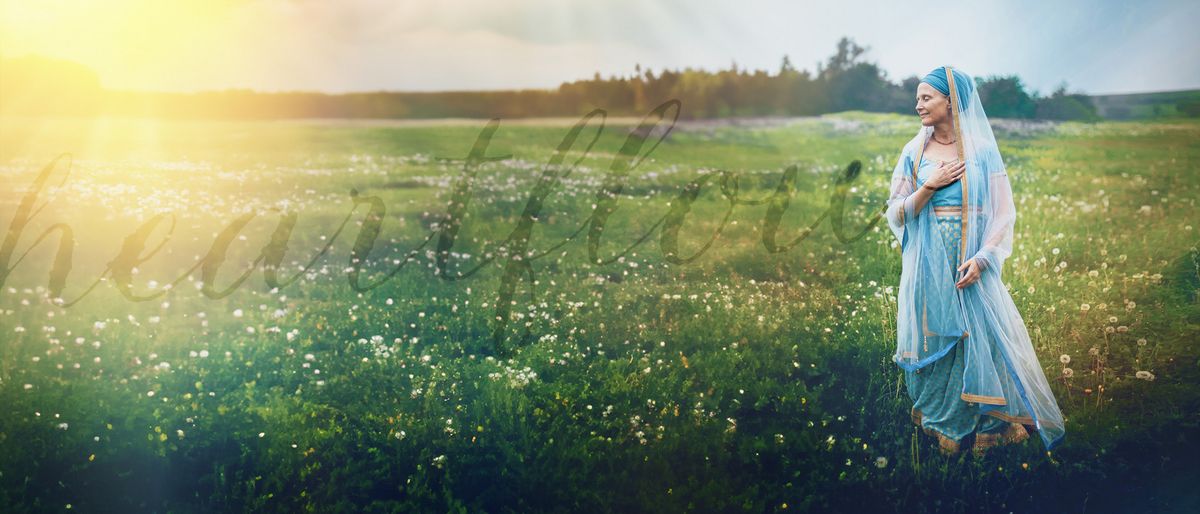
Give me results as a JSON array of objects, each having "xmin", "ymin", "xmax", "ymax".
[{"xmin": 7, "ymin": 53, "xmax": 1198, "ymax": 99}]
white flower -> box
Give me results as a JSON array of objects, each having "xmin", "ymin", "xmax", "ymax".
[
  {"xmin": 1059, "ymin": 354, "xmax": 1071, "ymax": 364},
  {"xmin": 57, "ymin": 422, "xmax": 69, "ymax": 430},
  {"xmin": 1062, "ymin": 368, "xmax": 1074, "ymax": 378},
  {"xmin": 1135, "ymin": 371, "xmax": 1156, "ymax": 381},
  {"xmin": 875, "ymin": 456, "xmax": 888, "ymax": 469}
]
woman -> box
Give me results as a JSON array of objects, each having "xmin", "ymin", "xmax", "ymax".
[{"xmin": 885, "ymin": 66, "xmax": 1066, "ymax": 456}]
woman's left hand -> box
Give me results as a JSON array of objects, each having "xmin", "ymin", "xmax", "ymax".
[{"xmin": 956, "ymin": 258, "xmax": 982, "ymax": 289}]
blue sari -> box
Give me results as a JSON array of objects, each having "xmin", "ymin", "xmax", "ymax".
[
  {"xmin": 886, "ymin": 66, "xmax": 1066, "ymax": 455},
  {"xmin": 902, "ymin": 157, "xmax": 1029, "ymax": 455}
]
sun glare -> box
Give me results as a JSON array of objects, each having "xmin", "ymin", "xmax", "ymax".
[{"xmin": 2, "ymin": 0, "xmax": 244, "ymax": 91}]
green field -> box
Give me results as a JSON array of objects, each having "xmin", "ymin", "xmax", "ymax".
[{"xmin": 1, "ymin": 112, "xmax": 1198, "ymax": 513}]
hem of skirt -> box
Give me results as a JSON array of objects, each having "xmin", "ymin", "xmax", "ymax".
[
  {"xmin": 971, "ymin": 421, "xmax": 1031, "ymax": 456},
  {"xmin": 910, "ymin": 407, "xmax": 965, "ymax": 455},
  {"xmin": 911, "ymin": 407, "xmax": 1031, "ymax": 456}
]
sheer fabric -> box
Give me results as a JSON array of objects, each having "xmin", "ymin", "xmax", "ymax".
[{"xmin": 886, "ymin": 66, "xmax": 1065, "ymax": 451}]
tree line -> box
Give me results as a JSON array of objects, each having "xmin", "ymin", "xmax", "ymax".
[{"xmin": 0, "ymin": 37, "xmax": 1111, "ymax": 121}]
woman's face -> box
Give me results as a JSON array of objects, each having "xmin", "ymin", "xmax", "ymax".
[{"xmin": 915, "ymin": 82, "xmax": 951, "ymax": 126}]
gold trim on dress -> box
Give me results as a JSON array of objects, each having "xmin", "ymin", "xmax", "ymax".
[
  {"xmin": 945, "ymin": 65, "xmax": 969, "ymax": 264},
  {"xmin": 911, "ymin": 407, "xmax": 1031, "ymax": 457},
  {"xmin": 972, "ymin": 422, "xmax": 1030, "ymax": 457},
  {"xmin": 910, "ymin": 408, "xmax": 963, "ymax": 455},
  {"xmin": 983, "ymin": 410, "xmax": 1034, "ymax": 425},
  {"xmin": 934, "ymin": 206, "xmax": 980, "ymax": 216},
  {"xmin": 961, "ymin": 392, "xmax": 1007, "ymax": 405}
]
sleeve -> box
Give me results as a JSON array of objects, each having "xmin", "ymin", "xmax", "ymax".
[
  {"xmin": 971, "ymin": 159, "xmax": 1015, "ymax": 273},
  {"xmin": 885, "ymin": 150, "xmax": 919, "ymax": 251}
]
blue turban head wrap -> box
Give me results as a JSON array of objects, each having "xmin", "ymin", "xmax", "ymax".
[{"xmin": 921, "ymin": 66, "xmax": 974, "ymax": 108}]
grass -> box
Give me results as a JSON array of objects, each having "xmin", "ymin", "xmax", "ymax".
[{"xmin": 0, "ymin": 112, "xmax": 1197, "ymax": 513}]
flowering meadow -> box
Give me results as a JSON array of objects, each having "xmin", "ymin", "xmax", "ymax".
[{"xmin": 1, "ymin": 112, "xmax": 1197, "ymax": 513}]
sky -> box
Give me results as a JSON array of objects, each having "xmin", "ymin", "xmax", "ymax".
[{"xmin": 2, "ymin": 0, "xmax": 1197, "ymax": 95}]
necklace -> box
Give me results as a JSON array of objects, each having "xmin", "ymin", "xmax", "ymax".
[{"xmin": 931, "ymin": 132, "xmax": 956, "ymax": 145}]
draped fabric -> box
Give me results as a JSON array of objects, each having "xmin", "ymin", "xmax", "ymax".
[{"xmin": 885, "ymin": 66, "xmax": 1066, "ymax": 452}]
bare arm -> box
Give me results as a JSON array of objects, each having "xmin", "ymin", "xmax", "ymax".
[
  {"xmin": 902, "ymin": 159, "xmax": 966, "ymax": 223},
  {"xmin": 905, "ymin": 182, "xmax": 937, "ymax": 221}
]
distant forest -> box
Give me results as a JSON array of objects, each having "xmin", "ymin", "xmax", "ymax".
[{"xmin": 3, "ymin": 37, "xmax": 1197, "ymax": 121}]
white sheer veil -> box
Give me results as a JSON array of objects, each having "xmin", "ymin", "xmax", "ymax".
[{"xmin": 885, "ymin": 66, "xmax": 1066, "ymax": 452}]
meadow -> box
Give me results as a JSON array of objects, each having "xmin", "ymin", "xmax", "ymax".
[{"xmin": 0, "ymin": 111, "xmax": 1197, "ymax": 513}]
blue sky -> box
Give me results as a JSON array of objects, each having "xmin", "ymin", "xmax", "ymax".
[{"xmin": 2, "ymin": 0, "xmax": 1197, "ymax": 95}]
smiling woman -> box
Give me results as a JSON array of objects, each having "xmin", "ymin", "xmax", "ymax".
[{"xmin": 885, "ymin": 65, "xmax": 1066, "ymax": 457}]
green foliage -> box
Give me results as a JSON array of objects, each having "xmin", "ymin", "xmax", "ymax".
[
  {"xmin": 977, "ymin": 75, "xmax": 1038, "ymax": 119},
  {"xmin": 0, "ymin": 114, "xmax": 1197, "ymax": 512},
  {"xmin": 1036, "ymin": 85, "xmax": 1102, "ymax": 121},
  {"xmin": 3, "ymin": 38, "xmax": 1134, "ymax": 122}
]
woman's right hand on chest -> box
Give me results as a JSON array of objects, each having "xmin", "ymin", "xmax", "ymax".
[{"xmin": 923, "ymin": 159, "xmax": 966, "ymax": 190}]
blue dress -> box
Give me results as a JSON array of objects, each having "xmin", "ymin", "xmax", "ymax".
[{"xmin": 903, "ymin": 157, "xmax": 1026, "ymax": 454}]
